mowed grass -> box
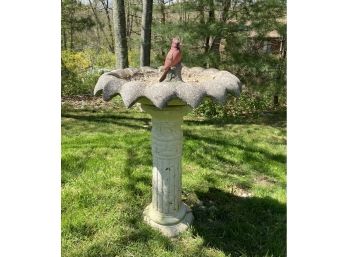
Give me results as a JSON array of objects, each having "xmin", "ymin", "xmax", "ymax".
[{"xmin": 62, "ymin": 101, "xmax": 286, "ymax": 257}]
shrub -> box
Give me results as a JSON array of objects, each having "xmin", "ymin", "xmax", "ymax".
[
  {"xmin": 83, "ymin": 48, "xmax": 115, "ymax": 69},
  {"xmin": 61, "ymin": 49, "xmax": 114, "ymax": 96},
  {"xmin": 62, "ymin": 50, "xmax": 91, "ymax": 72},
  {"xmin": 193, "ymin": 87, "xmax": 286, "ymax": 119},
  {"xmin": 129, "ymin": 49, "xmax": 140, "ymax": 68}
]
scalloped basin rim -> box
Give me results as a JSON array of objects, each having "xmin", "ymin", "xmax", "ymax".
[
  {"xmin": 94, "ymin": 66, "xmax": 242, "ymax": 109},
  {"xmin": 137, "ymin": 97, "xmax": 187, "ymax": 107},
  {"xmin": 132, "ymin": 96, "xmax": 236, "ymax": 108}
]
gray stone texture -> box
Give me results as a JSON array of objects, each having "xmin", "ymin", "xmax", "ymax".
[
  {"xmin": 94, "ymin": 66, "xmax": 242, "ymax": 109},
  {"xmin": 93, "ymin": 66, "xmax": 242, "ymax": 237}
]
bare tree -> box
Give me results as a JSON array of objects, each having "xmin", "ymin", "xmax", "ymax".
[
  {"xmin": 205, "ymin": 0, "xmax": 215, "ymax": 54},
  {"xmin": 159, "ymin": 0, "xmax": 165, "ymax": 24},
  {"xmin": 99, "ymin": 0, "xmax": 115, "ymax": 52},
  {"xmin": 113, "ymin": 0, "xmax": 129, "ymax": 68},
  {"xmin": 210, "ymin": 0, "xmax": 232, "ymax": 59},
  {"xmin": 88, "ymin": 0, "xmax": 114, "ymax": 52},
  {"xmin": 140, "ymin": 0, "xmax": 153, "ymax": 66}
]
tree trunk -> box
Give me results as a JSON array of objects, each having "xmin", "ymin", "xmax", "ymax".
[
  {"xmin": 204, "ymin": 0, "xmax": 215, "ymax": 53},
  {"xmin": 208, "ymin": 2, "xmax": 215, "ymax": 23},
  {"xmin": 274, "ymin": 35, "xmax": 286, "ymax": 107},
  {"xmin": 204, "ymin": 37, "xmax": 210, "ymax": 53},
  {"xmin": 100, "ymin": 0, "xmax": 115, "ymax": 53},
  {"xmin": 126, "ymin": 0, "xmax": 130, "ymax": 37},
  {"xmin": 126, "ymin": 0, "xmax": 134, "ymax": 39},
  {"xmin": 197, "ymin": 0, "xmax": 204, "ymax": 23},
  {"xmin": 113, "ymin": 0, "xmax": 129, "ymax": 68},
  {"xmin": 159, "ymin": 0, "xmax": 166, "ymax": 57},
  {"xmin": 159, "ymin": 0, "xmax": 165, "ymax": 24},
  {"xmin": 140, "ymin": 0, "xmax": 153, "ymax": 67},
  {"xmin": 95, "ymin": 23, "xmax": 101, "ymax": 49},
  {"xmin": 88, "ymin": 0, "xmax": 114, "ymax": 53},
  {"xmin": 203, "ymin": 1, "xmax": 215, "ymax": 67},
  {"xmin": 69, "ymin": 19, "xmax": 74, "ymax": 49},
  {"xmin": 62, "ymin": 27, "xmax": 67, "ymax": 50},
  {"xmin": 210, "ymin": 0, "xmax": 231, "ymax": 67}
]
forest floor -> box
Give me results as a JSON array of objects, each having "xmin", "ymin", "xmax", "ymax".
[{"xmin": 61, "ymin": 98, "xmax": 286, "ymax": 257}]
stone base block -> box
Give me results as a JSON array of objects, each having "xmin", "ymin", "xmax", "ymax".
[{"xmin": 143, "ymin": 203, "xmax": 194, "ymax": 237}]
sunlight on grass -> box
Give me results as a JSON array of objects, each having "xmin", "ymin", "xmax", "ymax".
[{"xmin": 62, "ymin": 104, "xmax": 286, "ymax": 257}]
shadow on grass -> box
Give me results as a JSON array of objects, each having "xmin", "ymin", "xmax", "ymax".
[
  {"xmin": 62, "ymin": 108, "xmax": 286, "ymax": 129},
  {"xmin": 183, "ymin": 131, "xmax": 286, "ymax": 180},
  {"xmin": 61, "ymin": 148, "xmax": 95, "ymax": 185},
  {"xmin": 62, "ymin": 112, "xmax": 151, "ymax": 130},
  {"xmin": 63, "ymin": 159, "xmax": 285, "ymax": 256},
  {"xmin": 81, "ymin": 148, "xmax": 173, "ymax": 257},
  {"xmin": 186, "ymin": 110, "xmax": 286, "ymax": 128},
  {"xmin": 186, "ymin": 131, "xmax": 286, "ymax": 163},
  {"xmin": 122, "ymin": 148, "xmax": 152, "ymax": 198},
  {"xmin": 62, "ymin": 108, "xmax": 286, "ymax": 256},
  {"xmin": 117, "ymin": 146, "xmax": 285, "ymax": 257},
  {"xmin": 192, "ymin": 187, "xmax": 286, "ymax": 257}
]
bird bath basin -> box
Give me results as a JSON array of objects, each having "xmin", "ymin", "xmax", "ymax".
[{"xmin": 94, "ymin": 65, "xmax": 242, "ymax": 237}]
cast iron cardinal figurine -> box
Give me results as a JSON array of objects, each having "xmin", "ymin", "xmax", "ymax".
[{"xmin": 159, "ymin": 38, "xmax": 182, "ymax": 82}]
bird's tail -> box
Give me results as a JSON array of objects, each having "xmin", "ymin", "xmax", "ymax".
[{"xmin": 159, "ymin": 69, "xmax": 169, "ymax": 82}]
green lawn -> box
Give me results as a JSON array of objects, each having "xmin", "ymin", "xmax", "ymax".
[{"xmin": 61, "ymin": 99, "xmax": 286, "ymax": 257}]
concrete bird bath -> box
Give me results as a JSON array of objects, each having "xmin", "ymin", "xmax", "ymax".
[{"xmin": 94, "ymin": 65, "xmax": 242, "ymax": 237}]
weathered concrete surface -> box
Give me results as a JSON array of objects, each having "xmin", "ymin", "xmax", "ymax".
[
  {"xmin": 141, "ymin": 104, "xmax": 193, "ymax": 237},
  {"xmin": 94, "ymin": 66, "xmax": 242, "ymax": 109},
  {"xmin": 93, "ymin": 66, "xmax": 242, "ymax": 237}
]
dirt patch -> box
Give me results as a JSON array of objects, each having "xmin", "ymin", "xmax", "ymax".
[
  {"xmin": 61, "ymin": 96, "xmax": 122, "ymax": 111},
  {"xmin": 254, "ymin": 175, "xmax": 277, "ymax": 187},
  {"xmin": 227, "ymin": 184, "xmax": 252, "ymax": 198}
]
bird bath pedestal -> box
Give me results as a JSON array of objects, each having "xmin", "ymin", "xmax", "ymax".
[
  {"xmin": 141, "ymin": 103, "xmax": 193, "ymax": 237},
  {"xmin": 94, "ymin": 65, "xmax": 242, "ymax": 237}
]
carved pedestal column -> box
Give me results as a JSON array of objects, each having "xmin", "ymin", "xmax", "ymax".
[{"xmin": 141, "ymin": 104, "xmax": 193, "ymax": 237}]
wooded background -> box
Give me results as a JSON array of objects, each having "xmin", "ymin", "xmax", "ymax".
[{"xmin": 61, "ymin": 0, "xmax": 286, "ymax": 118}]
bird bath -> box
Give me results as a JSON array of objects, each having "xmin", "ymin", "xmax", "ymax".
[{"xmin": 94, "ymin": 65, "xmax": 242, "ymax": 237}]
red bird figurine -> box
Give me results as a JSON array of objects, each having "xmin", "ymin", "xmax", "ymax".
[{"xmin": 159, "ymin": 38, "xmax": 182, "ymax": 82}]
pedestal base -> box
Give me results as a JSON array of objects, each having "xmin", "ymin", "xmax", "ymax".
[{"xmin": 143, "ymin": 203, "xmax": 193, "ymax": 237}]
